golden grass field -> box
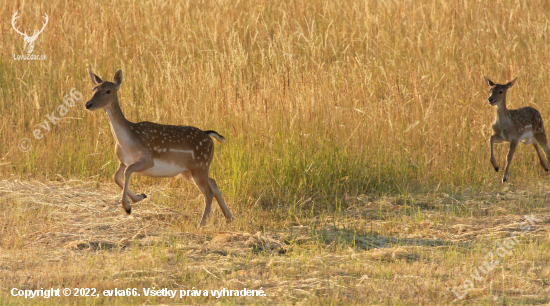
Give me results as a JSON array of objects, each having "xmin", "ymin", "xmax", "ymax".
[{"xmin": 1, "ymin": 0, "xmax": 550, "ymax": 304}]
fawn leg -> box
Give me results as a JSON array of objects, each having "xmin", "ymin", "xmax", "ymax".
[
  {"xmin": 502, "ymin": 139, "xmax": 518, "ymax": 183},
  {"xmin": 490, "ymin": 135, "xmax": 503, "ymax": 172}
]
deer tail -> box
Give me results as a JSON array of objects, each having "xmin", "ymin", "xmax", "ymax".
[{"xmin": 204, "ymin": 130, "xmax": 226, "ymax": 143}]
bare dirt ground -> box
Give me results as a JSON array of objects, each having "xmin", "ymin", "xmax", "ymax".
[{"xmin": 1, "ymin": 178, "xmax": 550, "ymax": 305}]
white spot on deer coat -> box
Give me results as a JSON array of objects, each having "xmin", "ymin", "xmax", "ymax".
[{"xmin": 168, "ymin": 149, "xmax": 195, "ymax": 159}]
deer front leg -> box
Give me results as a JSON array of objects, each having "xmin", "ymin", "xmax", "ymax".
[
  {"xmin": 490, "ymin": 135, "xmax": 503, "ymax": 172},
  {"xmin": 502, "ymin": 139, "xmax": 518, "ymax": 183},
  {"xmin": 114, "ymin": 163, "xmax": 148, "ymax": 202},
  {"xmin": 121, "ymin": 158, "xmax": 154, "ymax": 214}
]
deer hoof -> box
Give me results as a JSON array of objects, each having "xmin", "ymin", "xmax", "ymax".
[
  {"xmin": 141, "ymin": 194, "xmax": 147, "ymax": 199},
  {"xmin": 502, "ymin": 177, "xmax": 508, "ymax": 183},
  {"xmin": 125, "ymin": 207, "xmax": 132, "ymax": 214},
  {"xmin": 494, "ymin": 167, "xmax": 499, "ymax": 172}
]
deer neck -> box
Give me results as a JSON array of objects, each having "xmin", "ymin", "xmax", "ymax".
[
  {"xmin": 104, "ymin": 98, "xmax": 132, "ymax": 146},
  {"xmin": 495, "ymin": 98, "xmax": 509, "ymax": 119}
]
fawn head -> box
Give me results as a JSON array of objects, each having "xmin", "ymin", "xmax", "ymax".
[
  {"xmin": 85, "ymin": 69, "xmax": 123, "ymax": 111},
  {"xmin": 484, "ymin": 76, "xmax": 517, "ymax": 106}
]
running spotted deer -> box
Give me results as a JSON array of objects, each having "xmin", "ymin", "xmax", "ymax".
[
  {"xmin": 85, "ymin": 69, "xmax": 233, "ymax": 226},
  {"xmin": 484, "ymin": 76, "xmax": 550, "ymax": 182}
]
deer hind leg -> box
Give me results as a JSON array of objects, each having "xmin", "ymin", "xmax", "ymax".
[
  {"xmin": 502, "ymin": 139, "xmax": 518, "ymax": 183},
  {"xmin": 490, "ymin": 135, "xmax": 503, "ymax": 172},
  {"xmin": 533, "ymin": 143, "xmax": 549, "ymax": 172},
  {"xmin": 114, "ymin": 163, "xmax": 148, "ymax": 203},
  {"xmin": 191, "ymin": 170, "xmax": 215, "ymax": 227},
  {"xmin": 535, "ymin": 132, "xmax": 550, "ymax": 167},
  {"xmin": 208, "ymin": 178, "xmax": 234, "ymax": 222},
  {"xmin": 181, "ymin": 170, "xmax": 193, "ymax": 182}
]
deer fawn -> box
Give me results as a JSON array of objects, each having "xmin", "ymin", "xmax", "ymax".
[
  {"xmin": 85, "ymin": 68, "xmax": 233, "ymax": 226},
  {"xmin": 484, "ymin": 76, "xmax": 550, "ymax": 182}
]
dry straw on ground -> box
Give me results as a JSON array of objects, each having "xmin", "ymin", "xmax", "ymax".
[{"xmin": 1, "ymin": 178, "xmax": 550, "ymax": 304}]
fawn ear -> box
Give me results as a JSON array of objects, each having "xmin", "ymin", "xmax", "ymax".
[
  {"xmin": 506, "ymin": 77, "xmax": 518, "ymax": 88},
  {"xmin": 87, "ymin": 68, "xmax": 103, "ymax": 85},
  {"xmin": 484, "ymin": 76, "xmax": 495, "ymax": 87},
  {"xmin": 113, "ymin": 69, "xmax": 123, "ymax": 89}
]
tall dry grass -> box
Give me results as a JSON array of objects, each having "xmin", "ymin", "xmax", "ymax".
[{"xmin": 2, "ymin": 0, "xmax": 550, "ymax": 210}]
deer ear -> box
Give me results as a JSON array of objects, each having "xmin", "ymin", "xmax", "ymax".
[
  {"xmin": 506, "ymin": 77, "xmax": 518, "ymax": 88},
  {"xmin": 484, "ymin": 76, "xmax": 495, "ymax": 87},
  {"xmin": 113, "ymin": 69, "xmax": 123, "ymax": 89},
  {"xmin": 87, "ymin": 68, "xmax": 103, "ymax": 85}
]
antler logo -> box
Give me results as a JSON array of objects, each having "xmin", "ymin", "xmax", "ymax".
[{"xmin": 11, "ymin": 11, "xmax": 49, "ymax": 54}]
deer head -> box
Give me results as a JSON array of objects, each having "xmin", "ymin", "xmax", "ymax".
[
  {"xmin": 85, "ymin": 69, "xmax": 123, "ymax": 111},
  {"xmin": 484, "ymin": 76, "xmax": 518, "ymax": 106},
  {"xmin": 11, "ymin": 11, "xmax": 49, "ymax": 54}
]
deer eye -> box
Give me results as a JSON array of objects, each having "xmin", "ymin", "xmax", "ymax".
[
  {"xmin": 499, "ymin": 91, "xmax": 502, "ymax": 94},
  {"xmin": 106, "ymin": 90, "xmax": 111, "ymax": 95}
]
